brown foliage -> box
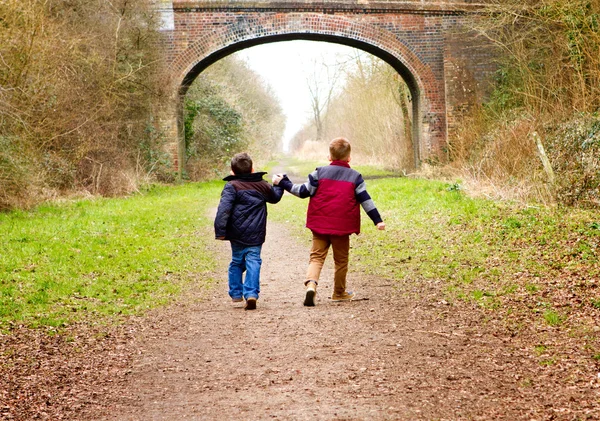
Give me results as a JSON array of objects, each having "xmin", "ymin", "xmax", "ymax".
[
  {"xmin": 476, "ymin": 0, "xmax": 600, "ymax": 115},
  {"xmin": 0, "ymin": 323, "xmax": 138, "ymax": 421},
  {"xmin": 0, "ymin": 0, "xmax": 169, "ymax": 209}
]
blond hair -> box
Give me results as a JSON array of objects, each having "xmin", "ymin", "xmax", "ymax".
[{"xmin": 329, "ymin": 137, "xmax": 351, "ymax": 161}]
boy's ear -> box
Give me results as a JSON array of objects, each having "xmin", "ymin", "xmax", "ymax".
[
  {"xmin": 347, "ymin": 154, "xmax": 351, "ymax": 163},
  {"xmin": 328, "ymin": 154, "xmax": 333, "ymax": 162}
]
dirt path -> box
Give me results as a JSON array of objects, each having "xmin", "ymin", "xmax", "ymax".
[{"xmin": 89, "ymin": 212, "xmax": 590, "ymax": 421}]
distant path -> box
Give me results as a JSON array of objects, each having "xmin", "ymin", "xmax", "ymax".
[{"xmin": 95, "ymin": 213, "xmax": 556, "ymax": 420}]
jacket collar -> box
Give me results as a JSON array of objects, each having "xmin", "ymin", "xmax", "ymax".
[
  {"xmin": 223, "ymin": 171, "xmax": 267, "ymax": 182},
  {"xmin": 330, "ymin": 160, "xmax": 351, "ymax": 168}
]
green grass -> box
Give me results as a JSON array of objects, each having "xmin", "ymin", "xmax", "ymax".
[
  {"xmin": 3, "ymin": 159, "xmax": 599, "ymax": 335},
  {"xmin": 0, "ymin": 182, "xmax": 223, "ymax": 330},
  {"xmin": 361, "ymin": 178, "xmax": 597, "ymax": 300},
  {"xmin": 543, "ymin": 310, "xmax": 565, "ymax": 326}
]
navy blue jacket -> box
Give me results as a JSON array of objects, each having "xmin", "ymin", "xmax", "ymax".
[{"xmin": 214, "ymin": 172, "xmax": 284, "ymax": 246}]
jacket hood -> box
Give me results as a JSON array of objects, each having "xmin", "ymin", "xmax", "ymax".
[{"xmin": 223, "ymin": 171, "xmax": 267, "ymax": 182}]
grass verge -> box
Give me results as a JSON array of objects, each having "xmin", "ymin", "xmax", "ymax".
[{"xmin": 0, "ymin": 182, "xmax": 223, "ymax": 331}]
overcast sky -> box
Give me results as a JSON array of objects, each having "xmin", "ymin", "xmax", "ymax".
[{"xmin": 234, "ymin": 40, "xmax": 359, "ymax": 150}]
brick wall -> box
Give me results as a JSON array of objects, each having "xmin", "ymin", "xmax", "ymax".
[
  {"xmin": 443, "ymin": 14, "xmax": 498, "ymax": 144},
  {"xmin": 158, "ymin": 1, "xmax": 495, "ymax": 170}
]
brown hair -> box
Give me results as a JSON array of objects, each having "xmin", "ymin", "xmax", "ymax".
[
  {"xmin": 329, "ymin": 137, "xmax": 351, "ymax": 161},
  {"xmin": 231, "ymin": 152, "xmax": 253, "ymax": 175}
]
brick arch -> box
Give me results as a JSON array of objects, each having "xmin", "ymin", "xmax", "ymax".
[{"xmin": 169, "ymin": 12, "xmax": 448, "ymax": 167}]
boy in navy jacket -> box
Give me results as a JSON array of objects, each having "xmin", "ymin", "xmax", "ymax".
[
  {"xmin": 274, "ymin": 138, "xmax": 385, "ymax": 306},
  {"xmin": 215, "ymin": 152, "xmax": 284, "ymax": 310}
]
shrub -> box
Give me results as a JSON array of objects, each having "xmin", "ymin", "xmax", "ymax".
[
  {"xmin": 546, "ymin": 113, "xmax": 600, "ymax": 207},
  {"xmin": 0, "ymin": 0, "xmax": 169, "ymax": 208}
]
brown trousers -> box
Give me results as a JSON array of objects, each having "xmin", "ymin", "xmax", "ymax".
[{"xmin": 306, "ymin": 232, "xmax": 350, "ymax": 295}]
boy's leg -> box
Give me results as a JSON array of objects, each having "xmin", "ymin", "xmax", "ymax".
[
  {"xmin": 242, "ymin": 245, "xmax": 262, "ymax": 301},
  {"xmin": 306, "ymin": 232, "xmax": 330, "ymax": 284},
  {"xmin": 228, "ymin": 243, "xmax": 245, "ymax": 301},
  {"xmin": 331, "ymin": 234, "xmax": 351, "ymax": 296},
  {"xmin": 304, "ymin": 232, "xmax": 330, "ymax": 306}
]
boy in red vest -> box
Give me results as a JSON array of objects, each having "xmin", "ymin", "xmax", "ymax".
[{"xmin": 274, "ymin": 137, "xmax": 385, "ymax": 306}]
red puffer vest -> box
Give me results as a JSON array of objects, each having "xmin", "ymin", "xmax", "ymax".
[{"xmin": 306, "ymin": 161, "xmax": 361, "ymax": 236}]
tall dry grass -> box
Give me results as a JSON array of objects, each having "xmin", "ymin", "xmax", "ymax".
[{"xmin": 292, "ymin": 52, "xmax": 414, "ymax": 173}]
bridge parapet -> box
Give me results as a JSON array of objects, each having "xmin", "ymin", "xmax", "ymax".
[{"xmin": 172, "ymin": 0, "xmax": 488, "ymax": 12}]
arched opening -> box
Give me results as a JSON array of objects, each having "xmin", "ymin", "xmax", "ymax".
[{"xmin": 177, "ymin": 34, "xmax": 423, "ymax": 172}]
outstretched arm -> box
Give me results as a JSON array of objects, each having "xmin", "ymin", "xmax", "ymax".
[
  {"xmin": 274, "ymin": 171, "xmax": 318, "ymax": 199},
  {"xmin": 265, "ymin": 183, "xmax": 285, "ymax": 204}
]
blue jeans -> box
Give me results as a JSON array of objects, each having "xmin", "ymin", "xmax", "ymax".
[{"xmin": 228, "ymin": 243, "xmax": 262, "ymax": 300}]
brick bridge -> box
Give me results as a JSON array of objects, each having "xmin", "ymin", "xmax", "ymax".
[{"xmin": 155, "ymin": 0, "xmax": 495, "ymax": 172}]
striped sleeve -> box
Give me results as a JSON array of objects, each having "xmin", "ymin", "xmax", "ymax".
[
  {"xmin": 355, "ymin": 176, "xmax": 383, "ymax": 225},
  {"xmin": 282, "ymin": 170, "xmax": 319, "ymax": 198}
]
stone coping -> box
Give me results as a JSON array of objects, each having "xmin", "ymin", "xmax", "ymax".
[{"xmin": 172, "ymin": 0, "xmax": 488, "ymax": 13}]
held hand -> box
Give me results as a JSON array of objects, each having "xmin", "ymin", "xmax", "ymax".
[
  {"xmin": 376, "ymin": 222, "xmax": 386, "ymax": 230},
  {"xmin": 272, "ymin": 174, "xmax": 283, "ymax": 185},
  {"xmin": 216, "ymin": 236, "xmax": 225, "ymax": 240}
]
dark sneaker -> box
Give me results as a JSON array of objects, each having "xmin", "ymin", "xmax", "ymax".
[
  {"xmin": 304, "ymin": 281, "xmax": 317, "ymax": 307},
  {"xmin": 331, "ymin": 291, "xmax": 355, "ymax": 302},
  {"xmin": 245, "ymin": 297, "xmax": 257, "ymax": 310}
]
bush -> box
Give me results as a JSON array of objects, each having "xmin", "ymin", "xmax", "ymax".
[
  {"xmin": 447, "ymin": 0, "xmax": 600, "ymax": 205},
  {"xmin": 184, "ymin": 85, "xmax": 247, "ymax": 179},
  {"xmin": 0, "ymin": 0, "xmax": 169, "ymax": 208},
  {"xmin": 0, "ymin": 137, "xmax": 36, "ymax": 210},
  {"xmin": 547, "ymin": 114, "xmax": 600, "ymax": 207}
]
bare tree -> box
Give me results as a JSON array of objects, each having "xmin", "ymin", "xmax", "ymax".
[
  {"xmin": 318, "ymin": 51, "xmax": 414, "ymax": 171},
  {"xmin": 306, "ymin": 54, "xmax": 344, "ymax": 142}
]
